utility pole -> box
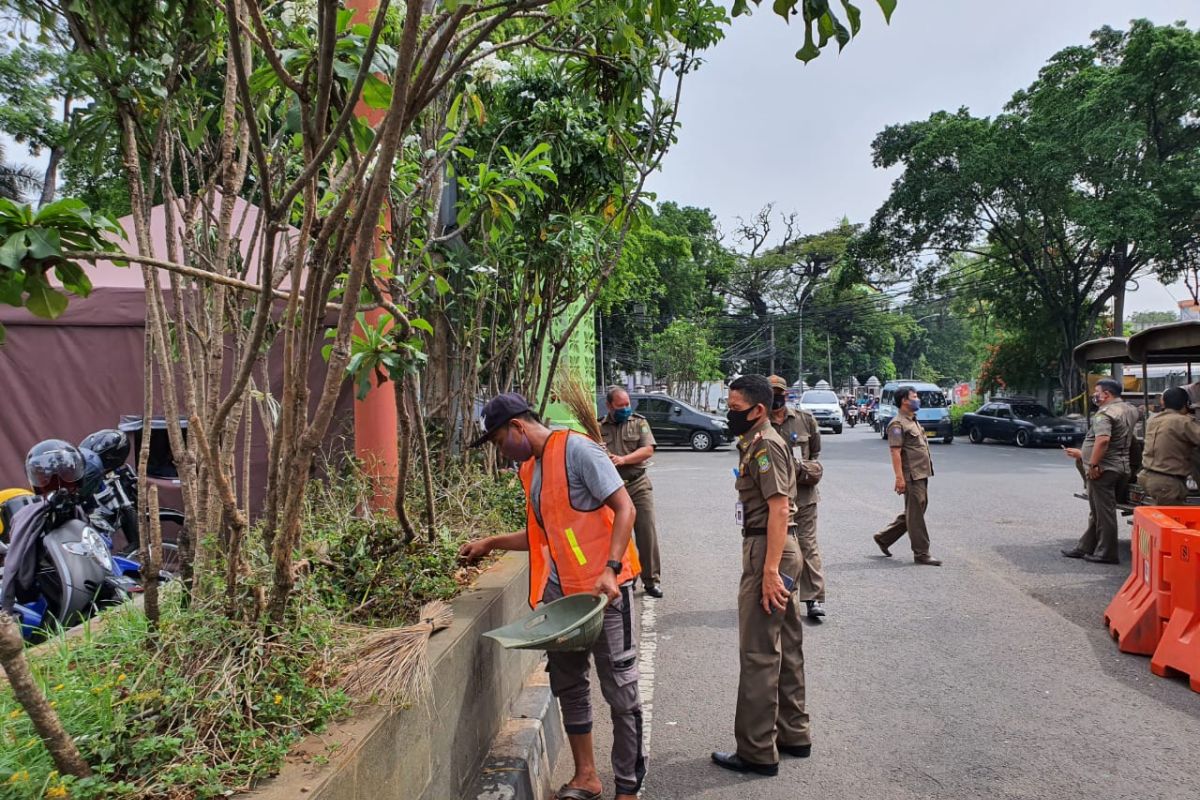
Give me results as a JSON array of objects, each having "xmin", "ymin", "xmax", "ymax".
[
  {"xmin": 797, "ymin": 293, "xmax": 810, "ymax": 389},
  {"xmin": 827, "ymin": 333, "xmax": 833, "ymax": 387},
  {"xmin": 769, "ymin": 321, "xmax": 776, "ymax": 376}
]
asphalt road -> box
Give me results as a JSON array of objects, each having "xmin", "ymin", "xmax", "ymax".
[{"xmin": 555, "ymin": 422, "xmax": 1200, "ymax": 800}]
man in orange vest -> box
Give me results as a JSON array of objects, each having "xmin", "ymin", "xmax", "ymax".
[{"xmin": 460, "ymin": 393, "xmax": 645, "ymax": 800}]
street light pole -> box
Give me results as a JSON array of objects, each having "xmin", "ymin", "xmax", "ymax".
[{"xmin": 797, "ymin": 293, "xmax": 811, "ymax": 389}]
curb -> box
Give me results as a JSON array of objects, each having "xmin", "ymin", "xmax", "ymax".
[{"xmin": 469, "ymin": 664, "xmax": 564, "ymax": 800}]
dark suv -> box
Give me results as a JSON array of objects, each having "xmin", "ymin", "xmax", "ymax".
[{"xmin": 599, "ymin": 392, "xmax": 732, "ymax": 451}]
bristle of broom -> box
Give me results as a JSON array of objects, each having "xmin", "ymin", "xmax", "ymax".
[
  {"xmin": 555, "ymin": 368, "xmax": 603, "ymax": 443},
  {"xmin": 336, "ymin": 601, "xmax": 455, "ymax": 704}
]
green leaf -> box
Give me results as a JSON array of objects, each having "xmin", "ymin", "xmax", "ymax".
[
  {"xmin": 876, "ymin": 0, "xmax": 896, "ymax": 23},
  {"xmin": 362, "ymin": 74, "xmax": 392, "ymax": 109},
  {"xmin": 840, "ymin": 1, "xmax": 862, "ymax": 35},
  {"xmin": 434, "ymin": 275, "xmax": 452, "ymax": 296},
  {"xmin": 0, "ymin": 322, "xmax": 5, "ymax": 346},
  {"xmin": 795, "ymin": 20, "xmax": 821, "ymax": 63},
  {"xmin": 773, "ymin": 0, "xmax": 793, "ymax": 19},
  {"xmin": 24, "ymin": 227, "xmax": 61, "ymax": 260},
  {"xmin": 0, "ymin": 233, "xmax": 27, "ymax": 269},
  {"xmin": 0, "ymin": 272, "xmax": 23, "ymax": 306},
  {"xmin": 54, "ymin": 261, "xmax": 92, "ymax": 297},
  {"xmin": 22, "ymin": 273, "xmax": 68, "ymax": 319},
  {"xmin": 447, "ymin": 93, "xmax": 464, "ymax": 130},
  {"xmin": 411, "ymin": 317, "xmax": 434, "ymax": 335}
]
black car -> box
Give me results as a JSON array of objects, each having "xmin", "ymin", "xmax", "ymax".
[
  {"xmin": 620, "ymin": 393, "xmax": 732, "ymax": 451},
  {"xmin": 961, "ymin": 400, "xmax": 1085, "ymax": 448}
]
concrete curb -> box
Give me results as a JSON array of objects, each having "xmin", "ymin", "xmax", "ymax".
[{"xmin": 469, "ymin": 665, "xmax": 565, "ymax": 800}]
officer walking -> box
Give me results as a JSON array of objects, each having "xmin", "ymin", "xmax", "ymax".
[
  {"xmin": 1138, "ymin": 387, "xmax": 1200, "ymax": 505},
  {"xmin": 1061, "ymin": 378, "xmax": 1131, "ymax": 564},
  {"xmin": 711, "ymin": 374, "xmax": 812, "ymax": 777},
  {"xmin": 873, "ymin": 385, "xmax": 942, "ymax": 566},
  {"xmin": 768, "ymin": 375, "xmax": 827, "ymax": 618},
  {"xmin": 601, "ymin": 387, "xmax": 663, "ymax": 597}
]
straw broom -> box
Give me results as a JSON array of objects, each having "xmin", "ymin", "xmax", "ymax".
[
  {"xmin": 554, "ymin": 368, "xmax": 604, "ymax": 443},
  {"xmin": 336, "ymin": 600, "xmax": 454, "ymax": 704}
]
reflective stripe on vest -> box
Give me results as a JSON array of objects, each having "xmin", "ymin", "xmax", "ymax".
[{"xmin": 520, "ymin": 430, "xmax": 640, "ymax": 608}]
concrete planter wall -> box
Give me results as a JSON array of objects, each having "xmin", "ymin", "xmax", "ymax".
[{"xmin": 250, "ymin": 552, "xmax": 540, "ymax": 800}]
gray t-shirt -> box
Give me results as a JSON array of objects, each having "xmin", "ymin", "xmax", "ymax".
[{"xmin": 530, "ymin": 434, "xmax": 624, "ymax": 585}]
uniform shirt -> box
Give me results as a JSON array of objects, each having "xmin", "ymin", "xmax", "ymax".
[
  {"xmin": 1083, "ymin": 402, "xmax": 1131, "ymax": 473},
  {"xmin": 887, "ymin": 413, "xmax": 933, "ymax": 481},
  {"xmin": 600, "ymin": 413, "xmax": 656, "ymax": 481},
  {"xmin": 1142, "ymin": 411, "xmax": 1200, "ymax": 477},
  {"xmin": 1113, "ymin": 399, "xmax": 1142, "ymax": 444},
  {"xmin": 735, "ymin": 421, "xmax": 797, "ymax": 529},
  {"xmin": 772, "ymin": 407, "xmax": 821, "ymax": 506}
]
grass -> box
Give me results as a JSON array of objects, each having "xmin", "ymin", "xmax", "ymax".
[{"xmin": 0, "ymin": 462, "xmax": 528, "ymax": 798}]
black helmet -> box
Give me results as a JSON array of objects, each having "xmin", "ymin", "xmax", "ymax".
[
  {"xmin": 80, "ymin": 429, "xmax": 130, "ymax": 472},
  {"xmin": 25, "ymin": 439, "xmax": 86, "ymax": 496},
  {"xmin": 77, "ymin": 447, "xmax": 105, "ymax": 498}
]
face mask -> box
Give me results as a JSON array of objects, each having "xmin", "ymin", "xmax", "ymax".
[
  {"xmin": 500, "ymin": 425, "xmax": 533, "ymax": 462},
  {"xmin": 726, "ymin": 406, "xmax": 761, "ymax": 436},
  {"xmin": 1092, "ymin": 394, "xmax": 1103, "ymax": 406},
  {"xmin": 908, "ymin": 397, "xmax": 921, "ymax": 412},
  {"xmin": 771, "ymin": 394, "xmax": 787, "ymax": 410},
  {"xmin": 613, "ymin": 407, "xmax": 633, "ymax": 423}
]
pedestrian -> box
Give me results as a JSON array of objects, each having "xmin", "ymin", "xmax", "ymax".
[
  {"xmin": 601, "ymin": 386, "xmax": 663, "ymax": 598},
  {"xmin": 459, "ymin": 393, "xmax": 645, "ymax": 800},
  {"xmin": 768, "ymin": 375, "xmax": 827, "ymax": 618},
  {"xmin": 711, "ymin": 374, "xmax": 812, "ymax": 777},
  {"xmin": 872, "ymin": 385, "xmax": 942, "ymax": 566},
  {"xmin": 1061, "ymin": 378, "xmax": 1132, "ymax": 565},
  {"xmin": 1137, "ymin": 386, "xmax": 1200, "ymax": 505}
]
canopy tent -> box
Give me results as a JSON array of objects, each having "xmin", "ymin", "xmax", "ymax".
[
  {"xmin": 1072, "ymin": 337, "xmax": 1132, "ymax": 370},
  {"xmin": 0, "ymin": 198, "xmax": 354, "ymax": 508},
  {"xmin": 1127, "ymin": 321, "xmax": 1200, "ymax": 364}
]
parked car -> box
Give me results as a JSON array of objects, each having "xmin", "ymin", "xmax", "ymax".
[
  {"xmin": 876, "ymin": 381, "xmax": 954, "ymax": 443},
  {"xmin": 961, "ymin": 399, "xmax": 1086, "ymax": 448},
  {"xmin": 625, "ymin": 393, "xmax": 732, "ymax": 451},
  {"xmin": 799, "ymin": 389, "xmax": 843, "ymax": 434}
]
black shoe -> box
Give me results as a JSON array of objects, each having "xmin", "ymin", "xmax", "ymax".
[
  {"xmin": 914, "ymin": 555, "xmax": 942, "ymax": 566},
  {"xmin": 873, "ymin": 534, "xmax": 892, "ymax": 557},
  {"xmin": 1061, "ymin": 549, "xmax": 1086, "ymax": 559},
  {"xmin": 779, "ymin": 743, "xmax": 812, "ymax": 758},
  {"xmin": 1083, "ymin": 554, "xmax": 1119, "ymax": 564},
  {"xmin": 644, "ymin": 582, "xmax": 663, "ymax": 598},
  {"xmin": 806, "ymin": 600, "xmax": 825, "ymax": 618},
  {"xmin": 711, "ymin": 752, "xmax": 778, "ymax": 776}
]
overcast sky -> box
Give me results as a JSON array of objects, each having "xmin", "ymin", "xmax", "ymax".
[{"xmin": 649, "ymin": 0, "xmax": 1198, "ymax": 314}]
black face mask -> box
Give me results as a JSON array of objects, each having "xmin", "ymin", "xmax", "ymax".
[
  {"xmin": 727, "ymin": 406, "xmax": 760, "ymax": 436},
  {"xmin": 771, "ymin": 394, "xmax": 787, "ymax": 410}
]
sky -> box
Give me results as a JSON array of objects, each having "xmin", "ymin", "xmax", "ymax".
[{"xmin": 648, "ymin": 0, "xmax": 1199, "ymax": 315}]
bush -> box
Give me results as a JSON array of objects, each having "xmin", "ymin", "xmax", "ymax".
[{"xmin": 950, "ymin": 398, "xmax": 982, "ymax": 434}]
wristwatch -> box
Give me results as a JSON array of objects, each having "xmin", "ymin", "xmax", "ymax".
[{"xmin": 605, "ymin": 559, "xmax": 622, "ymax": 574}]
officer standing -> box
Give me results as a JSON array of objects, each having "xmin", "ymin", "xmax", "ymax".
[
  {"xmin": 601, "ymin": 386, "xmax": 663, "ymax": 598},
  {"xmin": 768, "ymin": 375, "xmax": 827, "ymax": 618},
  {"xmin": 872, "ymin": 385, "xmax": 942, "ymax": 566},
  {"xmin": 1138, "ymin": 387, "xmax": 1200, "ymax": 505},
  {"xmin": 711, "ymin": 374, "xmax": 812, "ymax": 777},
  {"xmin": 1061, "ymin": 378, "xmax": 1131, "ymax": 564}
]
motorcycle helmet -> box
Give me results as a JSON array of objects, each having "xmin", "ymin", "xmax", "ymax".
[
  {"xmin": 77, "ymin": 447, "xmax": 106, "ymax": 499},
  {"xmin": 25, "ymin": 440, "xmax": 86, "ymax": 496},
  {"xmin": 80, "ymin": 429, "xmax": 131, "ymax": 472}
]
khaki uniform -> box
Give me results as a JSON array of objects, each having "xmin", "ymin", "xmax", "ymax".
[
  {"xmin": 601, "ymin": 412, "xmax": 660, "ymax": 586},
  {"xmin": 732, "ymin": 421, "xmax": 810, "ymax": 764},
  {"xmin": 1138, "ymin": 411, "xmax": 1200, "ymax": 505},
  {"xmin": 772, "ymin": 408, "xmax": 825, "ymax": 602},
  {"xmin": 1075, "ymin": 402, "xmax": 1132, "ymax": 562},
  {"xmin": 876, "ymin": 413, "xmax": 935, "ymax": 558}
]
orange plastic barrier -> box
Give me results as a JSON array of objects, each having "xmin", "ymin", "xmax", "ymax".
[
  {"xmin": 1150, "ymin": 528, "xmax": 1200, "ymax": 692},
  {"xmin": 1102, "ymin": 507, "xmax": 1200, "ymax": 654}
]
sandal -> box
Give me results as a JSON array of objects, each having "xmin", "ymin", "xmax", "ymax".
[{"xmin": 555, "ymin": 786, "xmax": 602, "ymax": 800}]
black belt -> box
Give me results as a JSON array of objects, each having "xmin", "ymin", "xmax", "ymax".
[
  {"xmin": 1143, "ymin": 467, "xmax": 1189, "ymax": 481},
  {"xmin": 621, "ymin": 469, "xmax": 647, "ymax": 482},
  {"xmin": 742, "ymin": 525, "xmax": 799, "ymax": 538}
]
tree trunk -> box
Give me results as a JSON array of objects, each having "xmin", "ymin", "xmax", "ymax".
[
  {"xmin": 38, "ymin": 146, "xmax": 62, "ymax": 208},
  {"xmin": 0, "ymin": 615, "xmax": 92, "ymax": 778},
  {"xmin": 1111, "ymin": 261, "xmax": 1126, "ymax": 380}
]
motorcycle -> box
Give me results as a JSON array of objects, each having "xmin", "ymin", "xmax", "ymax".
[{"xmin": 846, "ymin": 405, "xmax": 859, "ymax": 428}]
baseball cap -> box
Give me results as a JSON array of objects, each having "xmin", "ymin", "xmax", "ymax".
[
  {"xmin": 470, "ymin": 392, "xmax": 532, "ymax": 448},
  {"xmin": 768, "ymin": 375, "xmax": 789, "ymax": 392}
]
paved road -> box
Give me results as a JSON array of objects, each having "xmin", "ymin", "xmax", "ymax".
[{"xmin": 556, "ymin": 423, "xmax": 1199, "ymax": 799}]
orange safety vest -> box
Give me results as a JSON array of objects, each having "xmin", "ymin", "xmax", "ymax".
[{"xmin": 519, "ymin": 430, "xmax": 640, "ymax": 608}]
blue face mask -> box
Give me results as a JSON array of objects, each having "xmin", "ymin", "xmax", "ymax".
[
  {"xmin": 909, "ymin": 397, "xmax": 921, "ymax": 412},
  {"xmin": 613, "ymin": 407, "xmax": 633, "ymax": 423}
]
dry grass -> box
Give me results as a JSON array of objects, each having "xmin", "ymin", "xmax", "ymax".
[
  {"xmin": 335, "ymin": 600, "xmax": 454, "ymax": 705},
  {"xmin": 555, "ymin": 368, "xmax": 603, "ymax": 442}
]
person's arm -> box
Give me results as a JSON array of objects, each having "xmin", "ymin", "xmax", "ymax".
[
  {"xmin": 807, "ymin": 415, "xmax": 822, "ymax": 459},
  {"xmin": 887, "ymin": 422, "xmax": 905, "ymax": 493},
  {"xmin": 614, "ymin": 445, "xmax": 654, "ymax": 468},
  {"xmin": 459, "ymin": 529, "xmax": 529, "ymax": 562},
  {"xmin": 761, "ymin": 493, "xmax": 791, "ymax": 613},
  {"xmin": 1087, "ymin": 435, "xmax": 1111, "ymax": 479},
  {"xmin": 594, "ymin": 486, "xmax": 636, "ymax": 599}
]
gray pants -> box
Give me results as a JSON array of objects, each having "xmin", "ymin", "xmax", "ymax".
[
  {"xmin": 876, "ymin": 478, "xmax": 931, "ymax": 558},
  {"xmin": 543, "ymin": 580, "xmax": 646, "ymax": 796},
  {"xmin": 626, "ymin": 473, "xmax": 661, "ymax": 585},
  {"xmin": 1140, "ymin": 470, "xmax": 1189, "ymax": 506},
  {"xmin": 1076, "ymin": 469, "xmax": 1121, "ymax": 561},
  {"xmin": 794, "ymin": 502, "xmax": 825, "ymax": 602}
]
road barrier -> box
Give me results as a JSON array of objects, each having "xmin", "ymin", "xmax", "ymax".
[
  {"xmin": 1103, "ymin": 507, "xmax": 1192, "ymax": 655},
  {"xmin": 1151, "ymin": 526, "xmax": 1200, "ymax": 692}
]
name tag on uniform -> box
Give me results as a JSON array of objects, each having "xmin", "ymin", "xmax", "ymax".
[{"xmin": 735, "ymin": 501, "xmax": 745, "ymax": 526}]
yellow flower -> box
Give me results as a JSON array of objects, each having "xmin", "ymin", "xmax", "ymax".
[
  {"xmin": 7, "ymin": 709, "xmax": 20, "ymax": 719},
  {"xmin": 116, "ymin": 674, "xmax": 127, "ymax": 683},
  {"xmin": 52, "ymin": 684, "xmax": 64, "ymax": 692},
  {"xmin": 8, "ymin": 770, "xmax": 29, "ymax": 783},
  {"xmin": 48, "ymin": 701, "xmax": 57, "ymax": 709},
  {"xmin": 273, "ymin": 694, "xmax": 283, "ymax": 705},
  {"xmin": 46, "ymin": 786, "xmax": 68, "ymax": 799}
]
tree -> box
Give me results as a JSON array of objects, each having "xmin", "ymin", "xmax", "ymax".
[
  {"xmin": 0, "ymin": 140, "xmax": 42, "ymax": 201},
  {"xmin": 866, "ymin": 20, "xmax": 1200, "ymax": 397},
  {"xmin": 646, "ymin": 318, "xmax": 722, "ymax": 403},
  {"xmin": 0, "ymin": 42, "xmax": 77, "ymax": 204}
]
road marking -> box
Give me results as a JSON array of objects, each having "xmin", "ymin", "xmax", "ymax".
[{"xmin": 638, "ymin": 594, "xmax": 658, "ymax": 755}]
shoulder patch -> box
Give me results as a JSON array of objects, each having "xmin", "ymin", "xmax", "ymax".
[{"xmin": 757, "ymin": 452, "xmax": 771, "ymax": 473}]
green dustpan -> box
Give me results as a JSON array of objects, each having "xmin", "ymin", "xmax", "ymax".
[{"xmin": 483, "ymin": 593, "xmax": 609, "ymax": 652}]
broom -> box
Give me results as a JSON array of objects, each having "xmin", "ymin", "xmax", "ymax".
[
  {"xmin": 554, "ymin": 368, "xmax": 604, "ymax": 444},
  {"xmin": 336, "ymin": 600, "xmax": 454, "ymax": 704}
]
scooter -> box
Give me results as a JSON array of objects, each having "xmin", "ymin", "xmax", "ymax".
[{"xmin": 846, "ymin": 405, "xmax": 859, "ymax": 428}]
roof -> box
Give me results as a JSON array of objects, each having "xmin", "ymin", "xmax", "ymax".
[
  {"xmin": 1072, "ymin": 337, "xmax": 1132, "ymax": 369},
  {"xmin": 1127, "ymin": 321, "xmax": 1200, "ymax": 363}
]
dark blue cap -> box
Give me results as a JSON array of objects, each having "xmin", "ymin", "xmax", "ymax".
[{"xmin": 470, "ymin": 392, "xmax": 532, "ymax": 448}]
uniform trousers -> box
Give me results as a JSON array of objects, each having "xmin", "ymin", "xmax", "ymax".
[
  {"xmin": 543, "ymin": 580, "xmax": 646, "ymax": 796},
  {"xmin": 793, "ymin": 502, "xmax": 825, "ymax": 601},
  {"xmin": 625, "ymin": 472, "xmax": 660, "ymax": 585},
  {"xmin": 875, "ymin": 478, "xmax": 931, "ymax": 558},
  {"xmin": 734, "ymin": 532, "xmax": 811, "ymax": 764}
]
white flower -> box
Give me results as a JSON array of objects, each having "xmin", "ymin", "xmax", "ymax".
[{"xmin": 280, "ymin": 0, "xmax": 317, "ymax": 28}]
